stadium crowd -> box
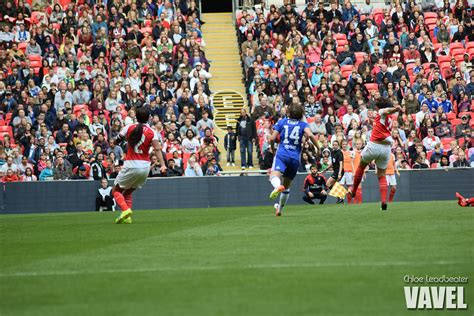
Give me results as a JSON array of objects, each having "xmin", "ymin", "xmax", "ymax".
[
  {"xmin": 0, "ymin": 0, "xmax": 473, "ymax": 184},
  {"xmin": 0, "ymin": 0, "xmax": 227, "ymax": 182},
  {"xmin": 237, "ymin": 0, "xmax": 473, "ymax": 173}
]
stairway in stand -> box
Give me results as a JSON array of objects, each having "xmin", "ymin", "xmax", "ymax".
[{"xmin": 202, "ymin": 12, "xmax": 259, "ymax": 170}]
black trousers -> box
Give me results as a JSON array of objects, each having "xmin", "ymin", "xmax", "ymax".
[
  {"xmin": 305, "ymin": 192, "xmax": 327, "ymax": 204},
  {"xmin": 96, "ymin": 196, "xmax": 114, "ymax": 211}
]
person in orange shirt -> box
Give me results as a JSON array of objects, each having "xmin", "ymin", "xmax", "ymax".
[
  {"xmin": 385, "ymin": 153, "xmax": 400, "ymax": 202},
  {"xmin": 352, "ymin": 139, "xmax": 365, "ymax": 204},
  {"xmin": 340, "ymin": 140, "xmax": 355, "ymax": 203}
]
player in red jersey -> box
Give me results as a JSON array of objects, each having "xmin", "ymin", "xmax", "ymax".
[
  {"xmin": 114, "ymin": 107, "xmax": 166, "ymax": 224},
  {"xmin": 456, "ymin": 193, "xmax": 474, "ymax": 207},
  {"xmin": 348, "ymin": 98, "xmax": 401, "ymax": 211}
]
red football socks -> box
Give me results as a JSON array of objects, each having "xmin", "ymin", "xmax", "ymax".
[
  {"xmin": 389, "ymin": 187, "xmax": 396, "ymax": 202},
  {"xmin": 125, "ymin": 193, "xmax": 133, "ymax": 209},
  {"xmin": 113, "ymin": 191, "xmax": 129, "ymax": 211},
  {"xmin": 378, "ymin": 176, "xmax": 388, "ymax": 204},
  {"xmin": 352, "ymin": 165, "xmax": 365, "ymax": 194}
]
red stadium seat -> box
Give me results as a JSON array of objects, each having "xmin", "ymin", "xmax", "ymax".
[
  {"xmin": 450, "ymin": 48, "xmax": 465, "ymax": 57},
  {"xmin": 18, "ymin": 42, "xmax": 28, "ymax": 52},
  {"xmin": 334, "ymin": 33, "xmax": 347, "ymax": 41},
  {"xmin": 354, "ymin": 52, "xmax": 367, "ymax": 66},
  {"xmin": 425, "ymin": 18, "xmax": 437, "ymax": 26},
  {"xmin": 424, "ymin": 12, "xmax": 438, "ymax": 19},
  {"xmin": 441, "ymin": 138, "xmax": 453, "ymax": 150},
  {"xmin": 466, "ymin": 42, "xmax": 474, "ymax": 50},
  {"xmin": 449, "ymin": 42, "xmax": 464, "ymax": 50},
  {"xmin": 0, "ymin": 126, "xmax": 13, "ymax": 138},
  {"xmin": 437, "ymin": 55, "xmax": 451, "ymax": 64},
  {"xmin": 365, "ymin": 83, "xmax": 378, "ymax": 93}
]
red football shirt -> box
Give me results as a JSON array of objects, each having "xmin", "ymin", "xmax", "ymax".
[
  {"xmin": 120, "ymin": 123, "xmax": 159, "ymax": 168},
  {"xmin": 370, "ymin": 110, "xmax": 393, "ymax": 144}
]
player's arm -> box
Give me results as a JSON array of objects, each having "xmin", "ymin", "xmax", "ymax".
[
  {"xmin": 304, "ymin": 127, "xmax": 320, "ymax": 150},
  {"xmin": 380, "ymin": 103, "xmax": 402, "ymax": 116},
  {"xmin": 152, "ymin": 139, "xmax": 167, "ymax": 173},
  {"xmin": 115, "ymin": 124, "xmax": 130, "ymax": 145},
  {"xmin": 268, "ymin": 129, "xmax": 279, "ymax": 154}
]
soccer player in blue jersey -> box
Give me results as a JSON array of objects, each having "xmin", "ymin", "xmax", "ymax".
[{"xmin": 268, "ymin": 104, "xmax": 320, "ymax": 216}]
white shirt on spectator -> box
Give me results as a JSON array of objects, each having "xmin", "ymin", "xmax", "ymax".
[
  {"xmin": 342, "ymin": 113, "xmax": 360, "ymax": 127},
  {"xmin": 182, "ymin": 138, "xmax": 201, "ymax": 153},
  {"xmin": 422, "ymin": 135, "xmax": 441, "ymax": 151},
  {"xmin": 1, "ymin": 163, "xmax": 18, "ymax": 175}
]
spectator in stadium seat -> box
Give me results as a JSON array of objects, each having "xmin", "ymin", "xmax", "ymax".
[
  {"xmin": 91, "ymin": 154, "xmax": 107, "ymax": 180},
  {"xmin": 422, "ymin": 128, "xmax": 441, "ymax": 151},
  {"xmin": 337, "ymin": 45, "xmax": 356, "ymax": 66},
  {"xmin": 455, "ymin": 115, "xmax": 472, "ymax": 139},
  {"xmin": 0, "ymin": 156, "xmax": 18, "ymax": 177},
  {"xmin": 453, "ymin": 151, "xmax": 470, "ymax": 168},
  {"xmin": 435, "ymin": 117, "xmax": 453, "ymax": 139},
  {"xmin": 96, "ymin": 178, "xmax": 115, "ymax": 212},
  {"xmin": 412, "ymin": 155, "xmax": 429, "ymax": 169},
  {"xmin": 166, "ymin": 159, "xmax": 183, "ymax": 177},
  {"xmin": 39, "ymin": 160, "xmax": 54, "ymax": 181},
  {"xmin": 184, "ymin": 157, "xmax": 203, "ymax": 177},
  {"xmin": 53, "ymin": 156, "xmax": 72, "ymax": 180},
  {"xmin": 309, "ymin": 114, "xmax": 326, "ymax": 136},
  {"xmin": 2, "ymin": 169, "xmax": 19, "ymax": 182},
  {"xmin": 21, "ymin": 167, "xmax": 37, "ymax": 182}
]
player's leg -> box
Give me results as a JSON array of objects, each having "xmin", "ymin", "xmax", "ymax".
[
  {"xmin": 388, "ymin": 175, "xmax": 397, "ymax": 202},
  {"xmin": 314, "ymin": 192, "xmax": 327, "ymax": 204},
  {"xmin": 275, "ymin": 160, "xmax": 298, "ymax": 216},
  {"xmin": 302, "ymin": 191, "xmax": 315, "ymax": 204},
  {"xmin": 269, "ymin": 156, "xmax": 286, "ymax": 199},
  {"xmin": 351, "ymin": 160, "xmax": 368, "ymax": 197},
  {"xmin": 113, "ymin": 185, "xmax": 130, "ymax": 212},
  {"xmin": 376, "ymin": 146, "xmax": 391, "ymax": 210},
  {"xmin": 123, "ymin": 188, "xmax": 136, "ymax": 209},
  {"xmin": 113, "ymin": 184, "xmax": 133, "ymax": 223},
  {"xmin": 275, "ymin": 176, "xmax": 292, "ymax": 216},
  {"xmin": 342, "ymin": 173, "xmax": 354, "ymax": 203},
  {"xmin": 350, "ymin": 143, "xmax": 374, "ymax": 197}
]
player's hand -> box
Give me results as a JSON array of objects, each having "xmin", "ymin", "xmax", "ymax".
[
  {"xmin": 160, "ymin": 166, "xmax": 167, "ymax": 173},
  {"xmin": 308, "ymin": 192, "xmax": 314, "ymax": 198},
  {"xmin": 337, "ymin": 174, "xmax": 342, "ymax": 180},
  {"xmin": 321, "ymin": 190, "xmax": 327, "ymax": 196}
]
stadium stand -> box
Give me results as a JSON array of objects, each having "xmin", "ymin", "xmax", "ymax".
[
  {"xmin": 0, "ymin": 0, "xmax": 228, "ymax": 181},
  {"xmin": 0, "ymin": 0, "xmax": 472, "ymax": 183},
  {"xmin": 237, "ymin": 0, "xmax": 473, "ymax": 172}
]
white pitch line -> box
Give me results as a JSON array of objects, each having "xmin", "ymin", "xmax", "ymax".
[{"xmin": 0, "ymin": 260, "xmax": 468, "ymax": 278}]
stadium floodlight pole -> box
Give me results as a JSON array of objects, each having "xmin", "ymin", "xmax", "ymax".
[
  {"xmin": 198, "ymin": 0, "xmax": 202, "ymax": 21},
  {"xmin": 232, "ymin": 0, "xmax": 236, "ymax": 25}
]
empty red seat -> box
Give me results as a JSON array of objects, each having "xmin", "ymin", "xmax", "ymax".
[
  {"xmin": 451, "ymin": 49, "xmax": 465, "ymax": 59},
  {"xmin": 365, "ymin": 83, "xmax": 378, "ymax": 92},
  {"xmin": 424, "ymin": 12, "xmax": 438, "ymax": 19},
  {"xmin": 449, "ymin": 42, "xmax": 464, "ymax": 50}
]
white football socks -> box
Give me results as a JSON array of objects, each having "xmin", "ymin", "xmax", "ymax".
[
  {"xmin": 279, "ymin": 189, "xmax": 290, "ymax": 212},
  {"xmin": 270, "ymin": 176, "xmax": 281, "ymax": 189}
]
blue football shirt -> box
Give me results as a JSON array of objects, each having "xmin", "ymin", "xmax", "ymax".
[{"xmin": 274, "ymin": 118, "xmax": 309, "ymax": 160}]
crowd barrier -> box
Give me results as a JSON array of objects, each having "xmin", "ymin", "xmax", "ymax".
[{"xmin": 1, "ymin": 168, "xmax": 472, "ymax": 214}]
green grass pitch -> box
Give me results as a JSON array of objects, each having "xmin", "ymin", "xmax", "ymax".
[{"xmin": 0, "ymin": 201, "xmax": 472, "ymax": 316}]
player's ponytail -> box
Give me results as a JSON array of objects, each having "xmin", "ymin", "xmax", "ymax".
[{"xmin": 128, "ymin": 107, "xmax": 150, "ymax": 148}]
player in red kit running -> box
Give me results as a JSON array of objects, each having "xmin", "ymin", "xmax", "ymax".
[
  {"xmin": 348, "ymin": 98, "xmax": 401, "ymax": 211},
  {"xmin": 113, "ymin": 107, "xmax": 166, "ymax": 224}
]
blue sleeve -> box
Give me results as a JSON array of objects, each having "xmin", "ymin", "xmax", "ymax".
[
  {"xmin": 300, "ymin": 121, "xmax": 309, "ymax": 135},
  {"xmin": 274, "ymin": 119, "xmax": 284, "ymax": 133}
]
